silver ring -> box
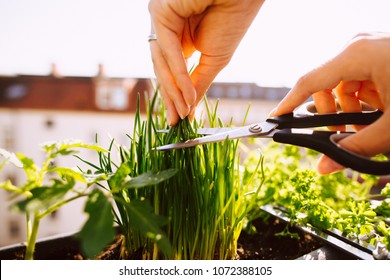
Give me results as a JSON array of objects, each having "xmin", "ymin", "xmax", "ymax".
[{"xmin": 148, "ymin": 34, "xmax": 157, "ymax": 42}]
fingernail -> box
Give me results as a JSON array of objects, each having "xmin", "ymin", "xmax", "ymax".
[
  {"xmin": 188, "ymin": 107, "xmax": 195, "ymax": 122},
  {"xmin": 166, "ymin": 108, "xmax": 173, "ymax": 124},
  {"xmin": 268, "ymin": 107, "xmax": 278, "ymax": 117},
  {"xmin": 179, "ymin": 105, "xmax": 190, "ymax": 120}
]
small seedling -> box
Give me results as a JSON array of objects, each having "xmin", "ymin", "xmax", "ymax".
[{"xmin": 0, "ymin": 140, "xmax": 108, "ymax": 260}]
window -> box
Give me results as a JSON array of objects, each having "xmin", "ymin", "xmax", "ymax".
[
  {"xmin": 96, "ymin": 84, "xmax": 129, "ymax": 110},
  {"xmin": 96, "ymin": 85, "xmax": 111, "ymax": 109},
  {"xmin": 3, "ymin": 84, "xmax": 27, "ymax": 100},
  {"xmin": 45, "ymin": 118, "xmax": 55, "ymax": 129},
  {"xmin": 111, "ymin": 87, "xmax": 128, "ymax": 110},
  {"xmin": 227, "ymin": 86, "xmax": 238, "ymax": 98},
  {"xmin": 210, "ymin": 86, "xmax": 224, "ymax": 98},
  {"xmin": 3, "ymin": 126, "xmax": 14, "ymax": 151},
  {"xmin": 239, "ymin": 84, "xmax": 252, "ymax": 98},
  {"xmin": 9, "ymin": 220, "xmax": 21, "ymax": 238}
]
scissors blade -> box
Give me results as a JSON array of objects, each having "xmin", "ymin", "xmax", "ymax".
[{"xmin": 156, "ymin": 122, "xmax": 278, "ymax": 151}]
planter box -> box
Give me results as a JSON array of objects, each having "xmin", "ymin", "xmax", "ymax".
[
  {"xmin": 0, "ymin": 231, "xmax": 81, "ymax": 260},
  {"xmin": 0, "ymin": 210, "xmax": 361, "ymax": 260}
]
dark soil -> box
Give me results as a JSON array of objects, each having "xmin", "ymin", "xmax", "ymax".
[
  {"xmin": 0, "ymin": 215, "xmax": 323, "ymax": 260},
  {"xmin": 237, "ymin": 215, "xmax": 323, "ymax": 260}
]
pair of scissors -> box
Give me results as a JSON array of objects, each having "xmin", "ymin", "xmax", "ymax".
[{"xmin": 156, "ymin": 101, "xmax": 390, "ymax": 176}]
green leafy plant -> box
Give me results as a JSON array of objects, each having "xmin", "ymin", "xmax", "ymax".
[
  {"xmin": 0, "ymin": 137, "xmax": 178, "ymax": 260},
  {"xmin": 242, "ymin": 141, "xmax": 390, "ymax": 252},
  {"xmin": 0, "ymin": 140, "xmax": 108, "ymax": 260}
]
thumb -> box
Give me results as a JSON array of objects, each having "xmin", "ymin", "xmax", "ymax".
[
  {"xmin": 188, "ymin": 53, "xmax": 231, "ymax": 115},
  {"xmin": 317, "ymin": 112, "xmax": 390, "ymax": 174}
]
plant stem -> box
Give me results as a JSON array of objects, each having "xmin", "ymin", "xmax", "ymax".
[
  {"xmin": 38, "ymin": 194, "xmax": 88, "ymax": 219},
  {"xmin": 25, "ymin": 212, "xmax": 31, "ymax": 243},
  {"xmin": 25, "ymin": 212, "xmax": 40, "ymax": 260}
]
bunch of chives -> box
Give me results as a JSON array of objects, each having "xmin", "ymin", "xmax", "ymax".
[{"xmin": 112, "ymin": 91, "xmax": 262, "ymax": 259}]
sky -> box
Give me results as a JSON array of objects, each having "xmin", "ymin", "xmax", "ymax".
[{"xmin": 1, "ymin": 0, "xmax": 390, "ymax": 87}]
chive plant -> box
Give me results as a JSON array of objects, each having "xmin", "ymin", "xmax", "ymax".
[{"xmin": 95, "ymin": 92, "xmax": 263, "ymax": 260}]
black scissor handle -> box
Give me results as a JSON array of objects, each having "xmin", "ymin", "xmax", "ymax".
[
  {"xmin": 269, "ymin": 101, "xmax": 383, "ymax": 129},
  {"xmin": 273, "ymin": 129, "xmax": 390, "ymax": 176}
]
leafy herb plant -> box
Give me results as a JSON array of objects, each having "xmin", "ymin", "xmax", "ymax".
[
  {"xmin": 0, "ymin": 137, "xmax": 178, "ymax": 260},
  {"xmin": 0, "ymin": 140, "xmax": 108, "ymax": 260},
  {"xmin": 88, "ymin": 93, "xmax": 263, "ymax": 260},
  {"xmin": 243, "ymin": 141, "xmax": 390, "ymax": 254}
]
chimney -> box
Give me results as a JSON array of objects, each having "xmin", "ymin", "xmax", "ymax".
[
  {"xmin": 50, "ymin": 63, "xmax": 62, "ymax": 78},
  {"xmin": 97, "ymin": 63, "xmax": 107, "ymax": 78}
]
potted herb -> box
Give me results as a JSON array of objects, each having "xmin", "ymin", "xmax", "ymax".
[
  {"xmin": 0, "ymin": 140, "xmax": 110, "ymax": 260},
  {"xmin": 82, "ymin": 94, "xmax": 264, "ymax": 259},
  {"xmin": 242, "ymin": 142, "xmax": 390, "ymax": 259},
  {"xmin": 0, "ymin": 136, "xmax": 177, "ymax": 260}
]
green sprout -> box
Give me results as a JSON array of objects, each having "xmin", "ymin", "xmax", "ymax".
[{"xmin": 0, "ymin": 140, "xmax": 108, "ymax": 260}]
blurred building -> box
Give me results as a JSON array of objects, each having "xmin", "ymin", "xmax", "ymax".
[
  {"xmin": 203, "ymin": 82, "xmax": 289, "ymax": 125},
  {"xmin": 0, "ymin": 65, "xmax": 153, "ymax": 247},
  {"xmin": 0, "ymin": 65, "xmax": 288, "ymax": 247}
]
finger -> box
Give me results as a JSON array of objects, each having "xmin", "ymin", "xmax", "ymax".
[
  {"xmin": 161, "ymin": 41, "xmax": 197, "ymax": 107},
  {"xmin": 269, "ymin": 60, "xmax": 342, "ymax": 117},
  {"xmin": 317, "ymin": 155, "xmax": 345, "ymax": 175},
  {"xmin": 160, "ymin": 85, "xmax": 180, "ymax": 126},
  {"xmin": 153, "ymin": 27, "xmax": 197, "ymax": 109},
  {"xmin": 313, "ymin": 89, "xmax": 337, "ymax": 113},
  {"xmin": 334, "ymin": 80, "xmax": 361, "ymax": 110},
  {"xmin": 190, "ymin": 52, "xmax": 231, "ymax": 104},
  {"xmin": 313, "ymin": 89, "xmax": 345, "ymax": 131},
  {"xmin": 150, "ymin": 41, "xmax": 190, "ymax": 121},
  {"xmin": 357, "ymin": 80, "xmax": 384, "ymax": 111},
  {"xmin": 148, "ymin": 0, "xmax": 197, "ymax": 108},
  {"xmin": 270, "ymin": 35, "xmax": 380, "ymax": 117},
  {"xmin": 317, "ymin": 111, "xmax": 390, "ymax": 174},
  {"xmin": 334, "ymin": 80, "xmax": 363, "ymax": 131}
]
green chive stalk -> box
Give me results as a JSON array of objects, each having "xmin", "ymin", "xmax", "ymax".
[{"xmin": 104, "ymin": 90, "xmax": 262, "ymax": 259}]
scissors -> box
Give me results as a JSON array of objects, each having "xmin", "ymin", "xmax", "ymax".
[{"xmin": 156, "ymin": 101, "xmax": 390, "ymax": 176}]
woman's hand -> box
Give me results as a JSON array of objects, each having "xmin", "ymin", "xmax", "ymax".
[
  {"xmin": 270, "ymin": 33, "xmax": 390, "ymax": 174},
  {"xmin": 148, "ymin": 0, "xmax": 265, "ymax": 125}
]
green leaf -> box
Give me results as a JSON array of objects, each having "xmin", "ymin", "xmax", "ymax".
[
  {"xmin": 374, "ymin": 199, "xmax": 390, "ymax": 217},
  {"xmin": 0, "ymin": 148, "xmax": 23, "ymax": 168},
  {"xmin": 78, "ymin": 190, "xmax": 115, "ymax": 258},
  {"xmin": 50, "ymin": 167, "xmax": 87, "ymax": 183},
  {"xmin": 381, "ymin": 184, "xmax": 390, "ymax": 198},
  {"xmin": 17, "ymin": 153, "xmax": 39, "ymax": 181},
  {"xmin": 81, "ymin": 172, "xmax": 108, "ymax": 184},
  {"xmin": 124, "ymin": 169, "xmax": 178, "ymax": 189},
  {"xmin": 49, "ymin": 167, "xmax": 108, "ymax": 186},
  {"xmin": 124, "ymin": 200, "xmax": 173, "ymax": 257},
  {"xmin": 108, "ymin": 161, "xmax": 132, "ymax": 192},
  {"xmin": 377, "ymin": 221, "xmax": 390, "ymax": 237},
  {"xmin": 41, "ymin": 139, "xmax": 108, "ymax": 156},
  {"xmin": 0, "ymin": 180, "xmax": 32, "ymax": 197},
  {"xmin": 12, "ymin": 181, "xmax": 74, "ymax": 213}
]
